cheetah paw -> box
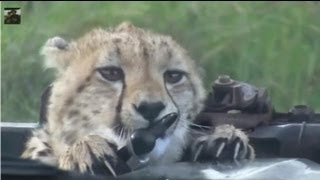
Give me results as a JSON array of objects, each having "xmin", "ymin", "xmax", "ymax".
[
  {"xmin": 192, "ymin": 124, "xmax": 255, "ymax": 163},
  {"xmin": 59, "ymin": 135, "xmax": 129, "ymax": 176}
]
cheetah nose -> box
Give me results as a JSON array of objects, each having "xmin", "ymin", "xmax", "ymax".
[{"xmin": 134, "ymin": 101, "xmax": 165, "ymax": 122}]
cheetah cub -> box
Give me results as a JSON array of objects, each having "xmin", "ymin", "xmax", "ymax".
[{"xmin": 22, "ymin": 22, "xmax": 254, "ymax": 176}]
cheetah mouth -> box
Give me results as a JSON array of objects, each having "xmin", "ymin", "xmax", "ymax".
[
  {"xmin": 151, "ymin": 112, "xmax": 179, "ymax": 139},
  {"xmin": 128, "ymin": 113, "xmax": 178, "ymax": 157}
]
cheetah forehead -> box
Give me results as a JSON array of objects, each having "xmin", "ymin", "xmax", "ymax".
[{"xmin": 42, "ymin": 22, "xmax": 197, "ymax": 76}]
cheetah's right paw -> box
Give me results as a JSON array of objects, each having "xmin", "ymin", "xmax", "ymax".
[{"xmin": 59, "ymin": 135, "xmax": 129, "ymax": 176}]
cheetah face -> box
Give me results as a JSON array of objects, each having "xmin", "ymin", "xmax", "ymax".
[{"xmin": 95, "ymin": 38, "xmax": 194, "ymax": 135}]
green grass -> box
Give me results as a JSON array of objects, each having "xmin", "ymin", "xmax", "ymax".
[{"xmin": 2, "ymin": 2, "xmax": 320, "ymax": 122}]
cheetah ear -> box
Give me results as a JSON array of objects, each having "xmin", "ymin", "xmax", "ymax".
[
  {"xmin": 40, "ymin": 36, "xmax": 71, "ymax": 73},
  {"xmin": 115, "ymin": 21, "xmax": 136, "ymax": 32}
]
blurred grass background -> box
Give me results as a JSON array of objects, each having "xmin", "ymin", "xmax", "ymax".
[{"xmin": 2, "ymin": 1, "xmax": 320, "ymax": 122}]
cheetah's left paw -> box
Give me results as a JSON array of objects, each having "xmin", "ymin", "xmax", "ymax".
[{"xmin": 192, "ymin": 124, "xmax": 255, "ymax": 162}]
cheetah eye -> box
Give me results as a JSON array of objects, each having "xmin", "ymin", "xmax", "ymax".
[
  {"xmin": 164, "ymin": 70, "xmax": 184, "ymax": 84},
  {"xmin": 97, "ymin": 66, "xmax": 124, "ymax": 82}
]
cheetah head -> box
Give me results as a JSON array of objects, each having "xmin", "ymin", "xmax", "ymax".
[{"xmin": 42, "ymin": 22, "xmax": 206, "ymax": 161}]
